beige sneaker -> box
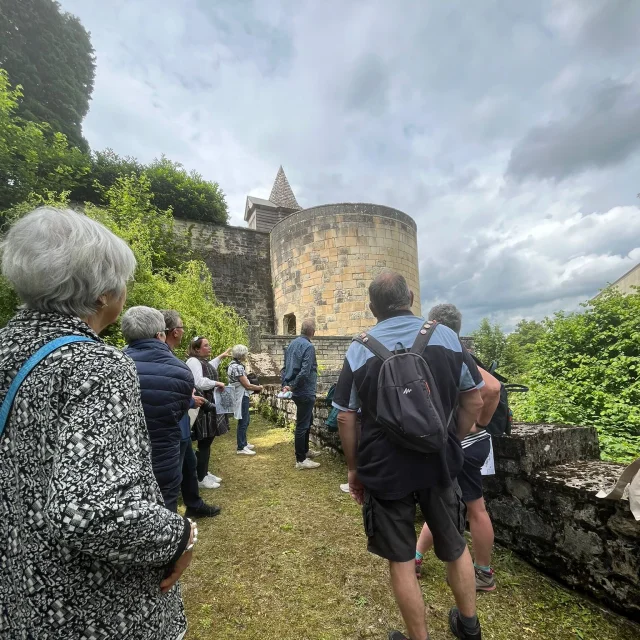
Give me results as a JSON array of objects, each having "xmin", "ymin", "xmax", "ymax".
[{"xmin": 295, "ymin": 459, "xmax": 320, "ymax": 470}]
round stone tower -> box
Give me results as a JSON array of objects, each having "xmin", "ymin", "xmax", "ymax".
[{"xmin": 270, "ymin": 203, "xmax": 421, "ymax": 336}]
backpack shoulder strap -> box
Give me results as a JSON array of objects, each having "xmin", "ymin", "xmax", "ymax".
[
  {"xmin": 410, "ymin": 320, "xmax": 438, "ymax": 356},
  {"xmin": 353, "ymin": 332, "xmax": 393, "ymax": 362},
  {"xmin": 0, "ymin": 335, "xmax": 94, "ymax": 438}
]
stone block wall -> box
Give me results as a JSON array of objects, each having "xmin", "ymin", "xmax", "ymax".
[
  {"xmin": 255, "ymin": 390, "xmax": 640, "ymax": 621},
  {"xmin": 174, "ymin": 219, "xmax": 274, "ymax": 334},
  {"xmin": 269, "ymin": 204, "xmax": 421, "ymax": 336}
]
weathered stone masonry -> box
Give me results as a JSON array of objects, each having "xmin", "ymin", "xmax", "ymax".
[{"xmin": 174, "ymin": 219, "xmax": 275, "ymax": 335}]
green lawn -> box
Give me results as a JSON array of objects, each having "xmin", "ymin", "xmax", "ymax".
[{"xmin": 179, "ymin": 414, "xmax": 639, "ymax": 640}]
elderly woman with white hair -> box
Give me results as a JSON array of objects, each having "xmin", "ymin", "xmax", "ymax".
[
  {"xmin": 227, "ymin": 344, "xmax": 263, "ymax": 455},
  {"xmin": 0, "ymin": 208, "xmax": 195, "ymax": 640}
]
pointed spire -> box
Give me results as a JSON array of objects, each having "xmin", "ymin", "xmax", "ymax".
[{"xmin": 269, "ymin": 166, "xmax": 301, "ymax": 211}]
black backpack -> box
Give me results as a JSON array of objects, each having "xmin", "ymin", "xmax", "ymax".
[
  {"xmin": 353, "ymin": 320, "xmax": 452, "ymax": 454},
  {"xmin": 471, "ymin": 355, "xmax": 528, "ymax": 437}
]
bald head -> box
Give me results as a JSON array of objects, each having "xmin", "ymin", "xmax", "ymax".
[{"xmin": 369, "ymin": 271, "xmax": 414, "ymax": 320}]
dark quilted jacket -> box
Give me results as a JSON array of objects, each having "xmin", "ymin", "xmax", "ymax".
[{"xmin": 125, "ymin": 339, "xmax": 194, "ymax": 484}]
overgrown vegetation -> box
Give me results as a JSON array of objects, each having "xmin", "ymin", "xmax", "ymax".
[
  {"xmin": 0, "ymin": 178, "xmax": 246, "ymax": 357},
  {"xmin": 472, "ymin": 291, "xmax": 640, "ymax": 463}
]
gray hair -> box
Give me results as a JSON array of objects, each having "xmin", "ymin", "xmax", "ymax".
[
  {"xmin": 428, "ymin": 303, "xmax": 462, "ymax": 335},
  {"xmin": 231, "ymin": 344, "xmax": 249, "ymax": 360},
  {"xmin": 121, "ymin": 306, "xmax": 165, "ymax": 343},
  {"xmin": 1, "ymin": 207, "xmax": 136, "ymax": 318},
  {"xmin": 301, "ymin": 318, "xmax": 316, "ymax": 337},
  {"xmin": 369, "ymin": 271, "xmax": 412, "ymax": 315},
  {"xmin": 161, "ymin": 309, "xmax": 181, "ymax": 331}
]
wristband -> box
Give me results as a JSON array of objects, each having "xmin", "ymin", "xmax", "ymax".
[{"xmin": 185, "ymin": 518, "xmax": 198, "ymax": 552}]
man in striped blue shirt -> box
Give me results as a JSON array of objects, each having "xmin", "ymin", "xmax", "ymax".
[{"xmin": 415, "ymin": 304, "xmax": 501, "ymax": 595}]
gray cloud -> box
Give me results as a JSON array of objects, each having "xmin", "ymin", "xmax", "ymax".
[
  {"xmin": 507, "ymin": 80, "xmax": 640, "ymax": 182},
  {"xmin": 58, "ymin": 0, "xmax": 640, "ymax": 332}
]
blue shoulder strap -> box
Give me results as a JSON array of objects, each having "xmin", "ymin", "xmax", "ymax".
[{"xmin": 0, "ymin": 335, "xmax": 94, "ymax": 438}]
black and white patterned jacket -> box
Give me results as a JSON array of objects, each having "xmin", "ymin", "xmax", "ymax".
[{"xmin": 0, "ymin": 310, "xmax": 190, "ymax": 639}]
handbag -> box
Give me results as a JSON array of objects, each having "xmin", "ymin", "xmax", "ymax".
[{"xmin": 0, "ymin": 335, "xmax": 94, "ymax": 437}]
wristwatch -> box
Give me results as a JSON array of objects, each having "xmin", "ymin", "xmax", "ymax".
[{"xmin": 185, "ymin": 518, "xmax": 198, "ymax": 552}]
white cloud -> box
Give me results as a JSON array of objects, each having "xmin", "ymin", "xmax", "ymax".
[{"xmin": 59, "ymin": 0, "xmax": 640, "ymax": 331}]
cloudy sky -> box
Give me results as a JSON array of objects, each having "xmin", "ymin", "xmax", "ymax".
[{"xmin": 59, "ymin": 0, "xmax": 640, "ymax": 332}]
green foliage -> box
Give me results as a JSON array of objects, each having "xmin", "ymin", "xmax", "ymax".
[
  {"xmin": 71, "ymin": 151, "xmax": 229, "ymax": 225},
  {"xmin": 0, "ymin": 69, "xmax": 90, "ymax": 210},
  {"xmin": 471, "ymin": 318, "xmax": 506, "ymax": 367},
  {"xmin": 501, "ymin": 319, "xmax": 546, "ymax": 378},
  {"xmin": 0, "ymin": 177, "xmax": 246, "ymax": 361},
  {"xmin": 513, "ymin": 289, "xmax": 640, "ymax": 463},
  {"xmin": 0, "ymin": 0, "xmax": 95, "ymax": 150}
]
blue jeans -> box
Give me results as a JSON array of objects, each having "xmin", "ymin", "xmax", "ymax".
[
  {"xmin": 237, "ymin": 395, "xmax": 250, "ymax": 450},
  {"xmin": 293, "ymin": 396, "xmax": 315, "ymax": 462}
]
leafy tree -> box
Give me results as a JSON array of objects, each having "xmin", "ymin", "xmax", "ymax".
[
  {"xmin": 71, "ymin": 151, "xmax": 229, "ymax": 225},
  {"xmin": 0, "ymin": 69, "xmax": 90, "ymax": 211},
  {"xmin": 0, "ymin": 180, "xmax": 245, "ymax": 360},
  {"xmin": 501, "ymin": 319, "xmax": 546, "ymax": 378},
  {"xmin": 0, "ymin": 0, "xmax": 95, "ymax": 150},
  {"xmin": 471, "ymin": 318, "xmax": 506, "ymax": 368},
  {"xmin": 513, "ymin": 289, "xmax": 640, "ymax": 463}
]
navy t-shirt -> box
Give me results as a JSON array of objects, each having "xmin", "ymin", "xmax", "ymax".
[{"xmin": 332, "ymin": 311, "xmax": 484, "ymax": 500}]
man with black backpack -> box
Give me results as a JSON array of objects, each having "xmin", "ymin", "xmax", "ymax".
[
  {"xmin": 415, "ymin": 304, "xmax": 501, "ymax": 593},
  {"xmin": 333, "ymin": 272, "xmax": 485, "ymax": 640}
]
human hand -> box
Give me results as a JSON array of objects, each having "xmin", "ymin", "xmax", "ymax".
[
  {"xmin": 160, "ymin": 549, "xmax": 193, "ymax": 594},
  {"xmin": 348, "ymin": 469, "xmax": 365, "ymax": 505},
  {"xmin": 282, "ymin": 386, "xmax": 291, "ymax": 393},
  {"xmin": 193, "ymin": 395, "xmax": 206, "ymax": 408},
  {"xmin": 257, "ymin": 385, "xmax": 264, "ymax": 393},
  {"xmin": 223, "ymin": 348, "xmax": 232, "ymax": 358},
  {"xmin": 217, "ymin": 382, "xmax": 226, "ymax": 391}
]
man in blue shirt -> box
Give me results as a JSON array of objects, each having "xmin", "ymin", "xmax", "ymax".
[{"xmin": 282, "ymin": 319, "xmax": 321, "ymax": 470}]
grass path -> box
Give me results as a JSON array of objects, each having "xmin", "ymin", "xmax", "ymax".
[{"xmin": 180, "ymin": 414, "xmax": 638, "ymax": 640}]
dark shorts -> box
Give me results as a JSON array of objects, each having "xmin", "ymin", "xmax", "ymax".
[
  {"xmin": 458, "ymin": 437, "xmax": 491, "ymax": 502},
  {"xmin": 362, "ymin": 482, "xmax": 467, "ymax": 563}
]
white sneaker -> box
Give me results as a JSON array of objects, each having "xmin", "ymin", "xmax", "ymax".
[
  {"xmin": 306, "ymin": 449, "xmax": 322, "ymax": 459},
  {"xmin": 198, "ymin": 476, "xmax": 220, "ymax": 489},
  {"xmin": 207, "ymin": 472, "xmax": 222, "ymax": 483},
  {"xmin": 246, "ymin": 443, "xmax": 255, "ymax": 450},
  {"xmin": 296, "ymin": 459, "xmax": 320, "ymax": 470},
  {"xmin": 340, "ymin": 483, "xmax": 350, "ymax": 493},
  {"xmin": 237, "ymin": 446, "xmax": 256, "ymax": 456}
]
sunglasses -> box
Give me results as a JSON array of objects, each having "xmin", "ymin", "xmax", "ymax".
[{"xmin": 191, "ymin": 336, "xmax": 205, "ymax": 343}]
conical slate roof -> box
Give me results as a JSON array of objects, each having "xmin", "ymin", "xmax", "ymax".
[{"xmin": 269, "ymin": 166, "xmax": 301, "ymax": 211}]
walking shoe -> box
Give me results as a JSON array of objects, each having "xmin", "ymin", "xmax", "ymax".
[
  {"xmin": 237, "ymin": 446, "xmax": 256, "ymax": 455},
  {"xmin": 207, "ymin": 472, "xmax": 222, "ymax": 483},
  {"xmin": 306, "ymin": 449, "xmax": 322, "ymax": 459},
  {"xmin": 388, "ymin": 632, "xmax": 409, "ymax": 640},
  {"xmin": 449, "ymin": 607, "xmax": 481, "ymax": 639},
  {"xmin": 198, "ymin": 476, "xmax": 220, "ymax": 489},
  {"xmin": 185, "ymin": 503, "xmax": 221, "ymax": 518},
  {"xmin": 295, "ymin": 459, "xmax": 320, "ymax": 470},
  {"xmin": 339, "ymin": 483, "xmax": 350, "ymax": 493},
  {"xmin": 246, "ymin": 443, "xmax": 255, "ymax": 450},
  {"xmin": 474, "ymin": 566, "xmax": 496, "ymax": 592},
  {"xmin": 415, "ymin": 558, "xmax": 423, "ymax": 578}
]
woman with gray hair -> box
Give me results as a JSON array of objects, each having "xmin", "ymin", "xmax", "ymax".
[
  {"xmin": 228, "ymin": 344, "xmax": 263, "ymax": 455},
  {"xmin": 0, "ymin": 208, "xmax": 195, "ymax": 640}
]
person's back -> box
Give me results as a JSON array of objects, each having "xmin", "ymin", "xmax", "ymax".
[
  {"xmin": 334, "ymin": 272, "xmax": 485, "ymax": 640},
  {"xmin": 125, "ymin": 339, "xmax": 194, "ymax": 475}
]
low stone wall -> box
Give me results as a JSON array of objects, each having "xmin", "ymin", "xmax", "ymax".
[
  {"xmin": 259, "ymin": 334, "xmax": 352, "ymax": 372},
  {"xmin": 256, "ymin": 390, "xmax": 640, "ymax": 621},
  {"xmin": 484, "ymin": 424, "xmax": 639, "ymax": 621}
]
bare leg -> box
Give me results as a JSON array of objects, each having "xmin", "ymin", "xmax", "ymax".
[
  {"xmin": 467, "ymin": 497, "xmax": 494, "ymax": 568},
  {"xmin": 416, "ymin": 523, "xmax": 434, "ymax": 556},
  {"xmin": 389, "ymin": 560, "xmax": 428, "ymax": 640},
  {"xmin": 446, "ymin": 546, "xmax": 476, "ymax": 618}
]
